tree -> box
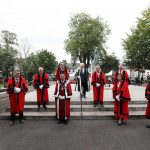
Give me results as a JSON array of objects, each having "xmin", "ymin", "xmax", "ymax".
[
  {"xmin": 101, "ymin": 53, "xmax": 119, "ymax": 73},
  {"xmin": 0, "ymin": 30, "xmax": 18, "ymax": 81},
  {"xmin": 22, "ymin": 53, "xmax": 38, "ymax": 81},
  {"xmin": 122, "ymin": 7, "xmax": 150, "ymax": 71},
  {"xmin": 23, "ymin": 49, "xmax": 57, "ymax": 81},
  {"xmin": 64, "ymin": 13, "xmax": 110, "ymax": 67},
  {"xmin": 36, "ymin": 49, "xmax": 57, "ymax": 73},
  {"xmin": 17, "ymin": 39, "xmax": 32, "ymax": 79}
]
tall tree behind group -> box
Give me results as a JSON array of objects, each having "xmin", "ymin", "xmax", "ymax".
[
  {"xmin": 0, "ymin": 30, "xmax": 57, "ymax": 83},
  {"xmin": 101, "ymin": 53, "xmax": 119, "ymax": 73},
  {"xmin": 36, "ymin": 49, "xmax": 57, "ymax": 74},
  {"xmin": 64, "ymin": 13, "xmax": 110, "ymax": 67},
  {"xmin": 24, "ymin": 49, "xmax": 57, "ymax": 81},
  {"xmin": 0, "ymin": 30, "xmax": 18, "ymax": 80},
  {"xmin": 17, "ymin": 39, "xmax": 32, "ymax": 80},
  {"xmin": 122, "ymin": 7, "xmax": 150, "ymax": 71}
]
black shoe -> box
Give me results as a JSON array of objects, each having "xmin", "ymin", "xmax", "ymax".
[
  {"xmin": 38, "ymin": 105, "xmax": 40, "ymax": 111},
  {"xmin": 43, "ymin": 104, "xmax": 47, "ymax": 110},
  {"xmin": 101, "ymin": 104, "xmax": 104, "ymax": 108},
  {"xmin": 93, "ymin": 103, "xmax": 97, "ymax": 107},
  {"xmin": 10, "ymin": 121, "xmax": 15, "ymax": 126},
  {"xmin": 122, "ymin": 120, "xmax": 127, "ymax": 125},
  {"xmin": 19, "ymin": 120, "xmax": 24, "ymax": 124},
  {"xmin": 146, "ymin": 124, "xmax": 150, "ymax": 128},
  {"xmin": 57, "ymin": 120, "xmax": 62, "ymax": 124},
  {"xmin": 64, "ymin": 119, "xmax": 68, "ymax": 125}
]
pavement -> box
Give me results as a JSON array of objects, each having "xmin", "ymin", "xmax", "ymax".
[
  {"xmin": 0, "ymin": 120, "xmax": 150, "ymax": 150},
  {"xmin": 25, "ymin": 83, "xmax": 146, "ymax": 102},
  {"xmin": 0, "ymin": 84, "xmax": 149, "ymax": 150}
]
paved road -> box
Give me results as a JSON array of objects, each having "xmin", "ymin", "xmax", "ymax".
[{"xmin": 0, "ymin": 120, "xmax": 150, "ymax": 150}]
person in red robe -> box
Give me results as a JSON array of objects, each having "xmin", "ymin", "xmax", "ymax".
[
  {"xmin": 145, "ymin": 77, "xmax": 150, "ymax": 128},
  {"xmin": 113, "ymin": 73, "xmax": 131, "ymax": 125},
  {"xmin": 113, "ymin": 64, "xmax": 130, "ymax": 84},
  {"xmin": 91, "ymin": 64, "xmax": 106, "ymax": 107},
  {"xmin": 54, "ymin": 73, "xmax": 72, "ymax": 124},
  {"xmin": 7, "ymin": 69, "xmax": 28, "ymax": 125},
  {"xmin": 33, "ymin": 67, "xmax": 49, "ymax": 111},
  {"xmin": 55, "ymin": 62, "xmax": 69, "ymax": 81}
]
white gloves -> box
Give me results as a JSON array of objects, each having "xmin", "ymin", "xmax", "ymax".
[
  {"xmin": 59, "ymin": 95, "xmax": 65, "ymax": 100},
  {"xmin": 78, "ymin": 76, "xmax": 80, "ymax": 79},
  {"xmin": 116, "ymin": 95, "xmax": 120, "ymax": 101},
  {"xmin": 96, "ymin": 83, "xmax": 100, "ymax": 87},
  {"xmin": 39, "ymin": 84, "xmax": 44, "ymax": 90},
  {"xmin": 14, "ymin": 87, "xmax": 21, "ymax": 93}
]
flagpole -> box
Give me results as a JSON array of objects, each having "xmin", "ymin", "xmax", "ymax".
[{"xmin": 78, "ymin": 49, "xmax": 83, "ymax": 116}]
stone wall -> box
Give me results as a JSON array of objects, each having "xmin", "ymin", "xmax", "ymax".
[{"xmin": 0, "ymin": 92, "xmax": 9, "ymax": 113}]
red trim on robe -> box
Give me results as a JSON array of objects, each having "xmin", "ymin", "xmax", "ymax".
[
  {"xmin": 113, "ymin": 70, "xmax": 130, "ymax": 84},
  {"xmin": 145, "ymin": 82, "xmax": 150, "ymax": 119},
  {"xmin": 55, "ymin": 67, "xmax": 69, "ymax": 81},
  {"xmin": 91, "ymin": 71, "xmax": 106, "ymax": 104},
  {"xmin": 33, "ymin": 73, "xmax": 49, "ymax": 104},
  {"xmin": 113, "ymin": 81, "xmax": 131, "ymax": 121},
  {"xmin": 7, "ymin": 76, "xmax": 28, "ymax": 114},
  {"xmin": 54, "ymin": 80, "xmax": 72, "ymax": 120}
]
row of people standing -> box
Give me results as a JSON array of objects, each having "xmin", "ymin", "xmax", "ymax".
[{"xmin": 6, "ymin": 63, "xmax": 150, "ymax": 127}]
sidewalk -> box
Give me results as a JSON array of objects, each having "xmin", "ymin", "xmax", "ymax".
[{"xmin": 25, "ymin": 84, "xmax": 146, "ymax": 102}]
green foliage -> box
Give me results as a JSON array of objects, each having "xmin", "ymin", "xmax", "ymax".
[
  {"xmin": 0, "ymin": 30, "xmax": 18, "ymax": 80},
  {"xmin": 36, "ymin": 49, "xmax": 57, "ymax": 73},
  {"xmin": 0, "ymin": 30, "xmax": 57, "ymax": 82},
  {"xmin": 101, "ymin": 53, "xmax": 119, "ymax": 73},
  {"xmin": 21, "ymin": 49, "xmax": 57, "ymax": 81},
  {"xmin": 65, "ymin": 13, "xmax": 110, "ymax": 67},
  {"xmin": 122, "ymin": 7, "xmax": 150, "ymax": 69}
]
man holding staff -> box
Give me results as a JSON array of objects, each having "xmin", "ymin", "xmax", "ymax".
[
  {"xmin": 54, "ymin": 73, "xmax": 72, "ymax": 124},
  {"xmin": 75, "ymin": 63, "xmax": 90, "ymax": 98}
]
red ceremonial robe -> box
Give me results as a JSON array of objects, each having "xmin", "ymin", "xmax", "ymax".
[
  {"xmin": 33, "ymin": 73, "xmax": 49, "ymax": 105},
  {"xmin": 7, "ymin": 76, "xmax": 28, "ymax": 114},
  {"xmin": 91, "ymin": 71, "xmax": 106, "ymax": 105},
  {"xmin": 145, "ymin": 82, "xmax": 150, "ymax": 119},
  {"xmin": 113, "ymin": 70, "xmax": 130, "ymax": 84},
  {"xmin": 54, "ymin": 80, "xmax": 72, "ymax": 120},
  {"xmin": 113, "ymin": 81, "xmax": 131, "ymax": 121},
  {"xmin": 55, "ymin": 67, "xmax": 69, "ymax": 81}
]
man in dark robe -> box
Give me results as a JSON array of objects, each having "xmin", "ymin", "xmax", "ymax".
[{"xmin": 76, "ymin": 63, "xmax": 89, "ymax": 98}]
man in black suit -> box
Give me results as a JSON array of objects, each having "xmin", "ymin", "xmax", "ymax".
[{"xmin": 76, "ymin": 63, "xmax": 89, "ymax": 98}]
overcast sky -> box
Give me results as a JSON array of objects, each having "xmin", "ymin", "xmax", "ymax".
[{"xmin": 0, "ymin": 0, "xmax": 149, "ymax": 62}]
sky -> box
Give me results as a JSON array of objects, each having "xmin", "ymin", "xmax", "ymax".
[{"xmin": 0, "ymin": 0, "xmax": 150, "ymax": 62}]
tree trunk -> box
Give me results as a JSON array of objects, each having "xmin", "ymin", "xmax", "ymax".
[
  {"xmin": 79, "ymin": 55, "xmax": 82, "ymax": 63},
  {"xmin": 83, "ymin": 55, "xmax": 86, "ymax": 67}
]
